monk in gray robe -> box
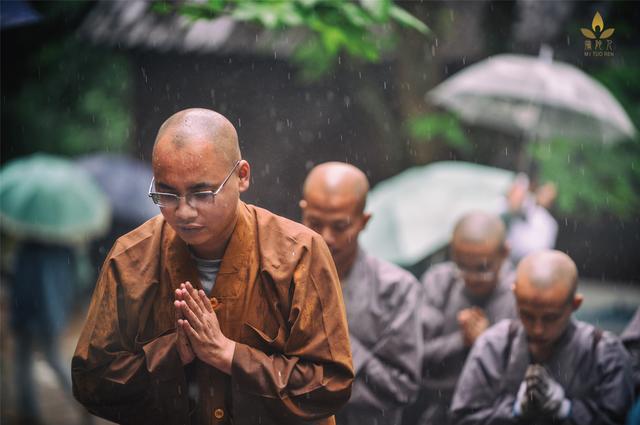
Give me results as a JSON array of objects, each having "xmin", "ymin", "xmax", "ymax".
[
  {"xmin": 301, "ymin": 162, "xmax": 422, "ymax": 425},
  {"xmin": 450, "ymin": 250, "xmax": 633, "ymax": 425},
  {"xmin": 406, "ymin": 211, "xmax": 517, "ymax": 425}
]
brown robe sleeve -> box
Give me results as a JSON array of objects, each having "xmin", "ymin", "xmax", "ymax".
[
  {"xmin": 230, "ymin": 234, "xmax": 354, "ymax": 422},
  {"xmin": 71, "ymin": 242, "xmax": 189, "ymax": 425}
]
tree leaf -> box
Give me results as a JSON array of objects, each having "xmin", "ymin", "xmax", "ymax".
[
  {"xmin": 359, "ymin": 0, "xmax": 390, "ymax": 21},
  {"xmin": 390, "ymin": 5, "xmax": 430, "ymax": 34}
]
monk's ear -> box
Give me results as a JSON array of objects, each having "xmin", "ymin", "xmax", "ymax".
[
  {"xmin": 572, "ymin": 293, "xmax": 583, "ymax": 311},
  {"xmin": 237, "ymin": 160, "xmax": 251, "ymax": 193},
  {"xmin": 501, "ymin": 240, "xmax": 511, "ymax": 259},
  {"xmin": 361, "ymin": 212, "xmax": 372, "ymax": 230},
  {"xmin": 299, "ymin": 199, "xmax": 308, "ymax": 211}
]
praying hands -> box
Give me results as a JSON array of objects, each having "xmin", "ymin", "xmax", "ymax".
[{"xmin": 174, "ymin": 282, "xmax": 236, "ymax": 374}]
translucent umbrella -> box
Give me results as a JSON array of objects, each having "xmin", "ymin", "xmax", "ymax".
[
  {"xmin": 359, "ymin": 161, "xmax": 514, "ymax": 266},
  {"xmin": 0, "ymin": 153, "xmax": 111, "ymax": 244},
  {"xmin": 428, "ymin": 52, "xmax": 636, "ymax": 145}
]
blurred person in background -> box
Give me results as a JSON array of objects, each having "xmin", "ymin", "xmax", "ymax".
[
  {"xmin": 406, "ymin": 211, "xmax": 517, "ymax": 425},
  {"xmin": 450, "ymin": 250, "xmax": 633, "ymax": 425},
  {"xmin": 9, "ymin": 240, "xmax": 76, "ymax": 425},
  {"xmin": 300, "ymin": 162, "xmax": 422, "ymax": 425},
  {"xmin": 72, "ymin": 108, "xmax": 354, "ymax": 425},
  {"xmin": 500, "ymin": 173, "xmax": 558, "ymax": 264}
]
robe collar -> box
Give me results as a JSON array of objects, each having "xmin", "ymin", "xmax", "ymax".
[{"xmin": 163, "ymin": 201, "xmax": 256, "ymax": 301}]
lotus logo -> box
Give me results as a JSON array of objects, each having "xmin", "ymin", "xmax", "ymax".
[
  {"xmin": 581, "ymin": 12, "xmax": 614, "ymax": 57},
  {"xmin": 581, "ymin": 12, "xmax": 614, "ymax": 39}
]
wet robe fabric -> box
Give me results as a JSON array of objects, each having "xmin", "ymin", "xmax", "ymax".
[
  {"xmin": 450, "ymin": 319, "xmax": 633, "ymax": 425},
  {"xmin": 72, "ymin": 202, "xmax": 354, "ymax": 425},
  {"xmin": 335, "ymin": 248, "xmax": 421, "ymax": 425}
]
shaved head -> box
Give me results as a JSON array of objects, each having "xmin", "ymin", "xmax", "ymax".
[
  {"xmin": 150, "ymin": 108, "xmax": 251, "ymax": 259},
  {"xmin": 514, "ymin": 249, "xmax": 581, "ymax": 362},
  {"xmin": 300, "ymin": 162, "xmax": 371, "ymax": 278},
  {"xmin": 450, "ymin": 211, "xmax": 508, "ymax": 297},
  {"xmin": 452, "ymin": 211, "xmax": 506, "ymax": 248},
  {"xmin": 516, "ymin": 250, "xmax": 578, "ymax": 296},
  {"xmin": 152, "ymin": 108, "xmax": 240, "ymax": 168},
  {"xmin": 302, "ymin": 162, "xmax": 369, "ymax": 213}
]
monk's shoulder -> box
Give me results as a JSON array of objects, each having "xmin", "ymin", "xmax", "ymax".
[{"xmin": 108, "ymin": 214, "xmax": 165, "ymax": 261}]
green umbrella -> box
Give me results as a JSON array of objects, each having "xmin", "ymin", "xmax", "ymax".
[
  {"xmin": 0, "ymin": 153, "xmax": 111, "ymax": 244},
  {"xmin": 359, "ymin": 161, "xmax": 514, "ymax": 267}
]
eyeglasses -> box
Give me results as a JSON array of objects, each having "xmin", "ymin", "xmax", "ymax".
[
  {"xmin": 454, "ymin": 262, "xmax": 499, "ymax": 281},
  {"xmin": 148, "ymin": 160, "xmax": 240, "ymax": 208}
]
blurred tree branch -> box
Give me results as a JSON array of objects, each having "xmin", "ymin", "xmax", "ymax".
[{"xmin": 153, "ymin": 0, "xmax": 429, "ymax": 79}]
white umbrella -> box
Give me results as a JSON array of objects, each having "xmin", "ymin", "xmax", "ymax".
[
  {"xmin": 359, "ymin": 161, "xmax": 514, "ymax": 266},
  {"xmin": 428, "ymin": 52, "xmax": 636, "ymax": 145}
]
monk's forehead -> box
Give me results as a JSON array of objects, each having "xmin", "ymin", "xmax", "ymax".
[
  {"xmin": 153, "ymin": 108, "xmax": 239, "ymax": 165},
  {"xmin": 452, "ymin": 212, "xmax": 504, "ymax": 244},
  {"xmin": 515, "ymin": 275, "xmax": 573, "ymax": 305},
  {"xmin": 153, "ymin": 141, "xmax": 233, "ymax": 178},
  {"xmin": 516, "ymin": 250, "xmax": 577, "ymax": 292},
  {"xmin": 307, "ymin": 183, "xmax": 364, "ymax": 215}
]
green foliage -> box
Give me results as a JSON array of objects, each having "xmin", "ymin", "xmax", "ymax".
[
  {"xmin": 406, "ymin": 112, "xmax": 472, "ymax": 154},
  {"xmin": 9, "ymin": 37, "xmax": 132, "ymax": 157},
  {"xmin": 153, "ymin": 0, "xmax": 429, "ymax": 79},
  {"xmin": 531, "ymin": 138, "xmax": 640, "ymax": 218}
]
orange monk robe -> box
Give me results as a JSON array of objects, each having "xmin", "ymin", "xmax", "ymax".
[{"xmin": 72, "ymin": 202, "xmax": 354, "ymax": 425}]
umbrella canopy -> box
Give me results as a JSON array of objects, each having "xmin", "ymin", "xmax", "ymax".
[
  {"xmin": 76, "ymin": 153, "xmax": 158, "ymax": 225},
  {"xmin": 428, "ymin": 53, "xmax": 636, "ymax": 144},
  {"xmin": 359, "ymin": 161, "xmax": 514, "ymax": 266},
  {"xmin": 0, "ymin": 153, "xmax": 111, "ymax": 244}
]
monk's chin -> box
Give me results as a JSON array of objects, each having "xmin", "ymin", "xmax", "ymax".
[{"xmin": 528, "ymin": 342, "xmax": 552, "ymax": 361}]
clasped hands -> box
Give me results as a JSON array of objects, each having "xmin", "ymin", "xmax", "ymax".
[
  {"xmin": 174, "ymin": 281, "xmax": 236, "ymax": 374},
  {"xmin": 457, "ymin": 307, "xmax": 489, "ymax": 347},
  {"xmin": 516, "ymin": 364, "xmax": 571, "ymax": 420}
]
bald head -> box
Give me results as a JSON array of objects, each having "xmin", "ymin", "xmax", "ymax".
[
  {"xmin": 152, "ymin": 108, "xmax": 240, "ymax": 167},
  {"xmin": 514, "ymin": 250, "xmax": 581, "ymax": 362},
  {"xmin": 302, "ymin": 162, "xmax": 369, "ymax": 213},
  {"xmin": 452, "ymin": 211, "xmax": 506, "ymax": 248},
  {"xmin": 516, "ymin": 250, "xmax": 578, "ymax": 296}
]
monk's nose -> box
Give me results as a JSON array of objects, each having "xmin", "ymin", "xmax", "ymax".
[{"xmin": 175, "ymin": 198, "xmax": 198, "ymax": 220}]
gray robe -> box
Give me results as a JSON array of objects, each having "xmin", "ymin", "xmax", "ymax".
[
  {"xmin": 411, "ymin": 261, "xmax": 517, "ymax": 425},
  {"xmin": 621, "ymin": 307, "xmax": 640, "ymax": 395},
  {"xmin": 336, "ymin": 248, "xmax": 422, "ymax": 425},
  {"xmin": 450, "ymin": 319, "xmax": 633, "ymax": 425}
]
